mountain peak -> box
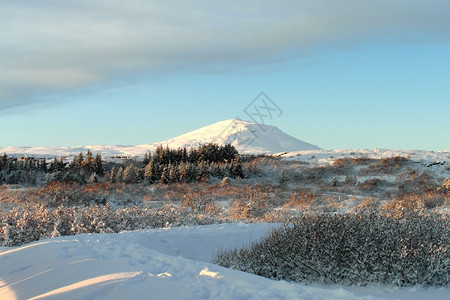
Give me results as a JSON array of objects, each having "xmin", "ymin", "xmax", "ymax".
[{"xmin": 158, "ymin": 119, "xmax": 320, "ymax": 154}]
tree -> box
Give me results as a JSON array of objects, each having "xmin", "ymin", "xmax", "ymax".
[
  {"xmin": 41, "ymin": 158, "xmax": 48, "ymax": 173},
  {"xmin": 230, "ymin": 156, "xmax": 244, "ymax": 178},
  {"xmin": 144, "ymin": 161, "xmax": 155, "ymax": 183},
  {"xmin": 169, "ymin": 163, "xmax": 179, "ymax": 182},
  {"xmin": 110, "ymin": 166, "xmax": 116, "ymax": 183},
  {"xmin": 143, "ymin": 152, "xmax": 152, "ymax": 166},
  {"xmin": 73, "ymin": 152, "xmax": 84, "ymax": 167},
  {"xmin": 0, "ymin": 153, "xmax": 7, "ymax": 170},
  {"xmin": 221, "ymin": 144, "xmax": 238, "ymax": 161},
  {"xmin": 82, "ymin": 150, "xmax": 93, "ymax": 167},
  {"xmin": 89, "ymin": 172, "xmax": 98, "ymax": 183},
  {"xmin": 92, "ymin": 153, "xmax": 104, "ymax": 176},
  {"xmin": 116, "ymin": 166, "xmax": 124, "ymax": 182},
  {"xmin": 198, "ymin": 161, "xmax": 208, "ymax": 182},
  {"xmin": 122, "ymin": 164, "xmax": 139, "ymax": 184},
  {"xmin": 49, "ymin": 157, "xmax": 65, "ymax": 172},
  {"xmin": 160, "ymin": 165, "xmax": 171, "ymax": 184}
]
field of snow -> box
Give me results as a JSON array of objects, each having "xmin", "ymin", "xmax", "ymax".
[
  {"xmin": 1, "ymin": 223, "xmax": 448, "ymax": 300},
  {"xmin": 275, "ymin": 148, "xmax": 449, "ymax": 165}
]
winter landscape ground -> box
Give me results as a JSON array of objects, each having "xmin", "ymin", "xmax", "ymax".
[
  {"xmin": 3, "ymin": 1, "xmax": 450, "ymax": 299},
  {"xmin": 1, "ymin": 120, "xmax": 449, "ymax": 299}
]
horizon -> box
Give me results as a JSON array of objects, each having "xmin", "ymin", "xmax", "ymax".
[
  {"xmin": 1, "ymin": 118, "xmax": 449, "ymax": 153},
  {"xmin": 1, "ymin": 1, "xmax": 449, "ymax": 151}
]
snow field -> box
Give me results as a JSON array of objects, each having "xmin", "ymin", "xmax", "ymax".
[{"xmin": 1, "ymin": 223, "xmax": 448, "ymax": 300}]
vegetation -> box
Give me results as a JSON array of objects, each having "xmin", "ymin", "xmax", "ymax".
[
  {"xmin": 213, "ymin": 211, "xmax": 449, "ymax": 287},
  {"xmin": 0, "ymin": 143, "xmax": 244, "ymax": 186},
  {"xmin": 1, "ymin": 149, "xmax": 449, "ymax": 287}
]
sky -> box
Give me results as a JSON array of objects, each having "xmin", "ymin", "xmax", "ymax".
[{"xmin": 1, "ymin": 0, "xmax": 449, "ymax": 151}]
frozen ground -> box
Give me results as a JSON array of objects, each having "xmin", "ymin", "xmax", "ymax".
[{"xmin": 1, "ymin": 223, "xmax": 448, "ymax": 300}]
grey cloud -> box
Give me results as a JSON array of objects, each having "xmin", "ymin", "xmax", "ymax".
[{"xmin": 1, "ymin": 0, "xmax": 450, "ymax": 111}]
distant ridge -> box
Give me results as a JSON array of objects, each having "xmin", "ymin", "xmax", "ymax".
[{"xmin": 0, "ymin": 119, "xmax": 320, "ymax": 157}]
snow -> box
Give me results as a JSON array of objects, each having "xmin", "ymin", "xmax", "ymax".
[
  {"xmin": 1, "ymin": 223, "xmax": 448, "ymax": 300},
  {"xmin": 157, "ymin": 119, "xmax": 321, "ymax": 154},
  {"xmin": 278, "ymin": 148, "xmax": 450, "ymax": 165},
  {"xmin": 0, "ymin": 119, "xmax": 320, "ymax": 157}
]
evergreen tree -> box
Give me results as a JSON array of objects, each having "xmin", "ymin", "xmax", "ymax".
[
  {"xmin": 188, "ymin": 148, "xmax": 199, "ymax": 163},
  {"xmin": 198, "ymin": 161, "xmax": 208, "ymax": 182},
  {"xmin": 143, "ymin": 152, "xmax": 152, "ymax": 166},
  {"xmin": 41, "ymin": 158, "xmax": 48, "ymax": 173},
  {"xmin": 0, "ymin": 153, "xmax": 7, "ymax": 171},
  {"xmin": 82, "ymin": 150, "xmax": 93, "ymax": 167},
  {"xmin": 221, "ymin": 144, "xmax": 238, "ymax": 161},
  {"xmin": 182, "ymin": 147, "xmax": 188, "ymax": 162},
  {"xmin": 89, "ymin": 172, "xmax": 98, "ymax": 183},
  {"xmin": 230, "ymin": 156, "xmax": 244, "ymax": 178},
  {"xmin": 169, "ymin": 163, "xmax": 179, "ymax": 183},
  {"xmin": 49, "ymin": 157, "xmax": 65, "ymax": 172},
  {"xmin": 92, "ymin": 153, "xmax": 104, "ymax": 176},
  {"xmin": 123, "ymin": 164, "xmax": 139, "ymax": 183},
  {"xmin": 110, "ymin": 166, "xmax": 116, "ymax": 183},
  {"xmin": 144, "ymin": 161, "xmax": 155, "ymax": 183},
  {"xmin": 73, "ymin": 152, "xmax": 84, "ymax": 167},
  {"xmin": 116, "ymin": 166, "xmax": 124, "ymax": 182},
  {"xmin": 178, "ymin": 162, "xmax": 187, "ymax": 182},
  {"xmin": 160, "ymin": 165, "xmax": 170, "ymax": 184}
]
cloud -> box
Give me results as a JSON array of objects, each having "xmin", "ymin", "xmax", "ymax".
[{"xmin": 1, "ymin": 0, "xmax": 450, "ymax": 111}]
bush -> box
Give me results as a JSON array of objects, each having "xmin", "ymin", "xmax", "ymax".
[
  {"xmin": 283, "ymin": 191, "xmax": 316, "ymax": 210},
  {"xmin": 213, "ymin": 211, "xmax": 449, "ymax": 287},
  {"xmin": 443, "ymin": 178, "xmax": 450, "ymax": 191},
  {"xmin": 382, "ymin": 191, "xmax": 450, "ymax": 215},
  {"xmin": 0, "ymin": 203, "xmax": 221, "ymax": 246}
]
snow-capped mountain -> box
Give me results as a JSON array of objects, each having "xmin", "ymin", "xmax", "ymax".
[
  {"xmin": 0, "ymin": 119, "xmax": 320, "ymax": 157},
  {"xmin": 155, "ymin": 119, "xmax": 321, "ymax": 154}
]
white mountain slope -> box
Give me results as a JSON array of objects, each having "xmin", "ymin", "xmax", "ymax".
[
  {"xmin": 155, "ymin": 119, "xmax": 321, "ymax": 154},
  {"xmin": 0, "ymin": 119, "xmax": 320, "ymax": 157}
]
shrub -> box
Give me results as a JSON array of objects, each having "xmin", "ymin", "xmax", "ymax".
[
  {"xmin": 213, "ymin": 211, "xmax": 449, "ymax": 287},
  {"xmin": 283, "ymin": 191, "xmax": 316, "ymax": 210},
  {"xmin": 382, "ymin": 191, "xmax": 449, "ymax": 214},
  {"xmin": 1, "ymin": 203, "xmax": 221, "ymax": 247},
  {"xmin": 443, "ymin": 178, "xmax": 450, "ymax": 191}
]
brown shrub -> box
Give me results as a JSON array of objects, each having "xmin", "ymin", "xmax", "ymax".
[
  {"xmin": 442, "ymin": 178, "xmax": 450, "ymax": 191},
  {"xmin": 229, "ymin": 198, "xmax": 249, "ymax": 220},
  {"xmin": 352, "ymin": 197, "xmax": 379, "ymax": 211},
  {"xmin": 381, "ymin": 190, "xmax": 449, "ymax": 216},
  {"xmin": 283, "ymin": 191, "xmax": 316, "ymax": 210},
  {"xmin": 359, "ymin": 178, "xmax": 384, "ymax": 191},
  {"xmin": 333, "ymin": 157, "xmax": 372, "ymax": 167}
]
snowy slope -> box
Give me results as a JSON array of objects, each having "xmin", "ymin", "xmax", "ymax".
[
  {"xmin": 155, "ymin": 119, "xmax": 320, "ymax": 154},
  {"xmin": 1, "ymin": 223, "xmax": 448, "ymax": 300},
  {"xmin": 0, "ymin": 119, "xmax": 320, "ymax": 157}
]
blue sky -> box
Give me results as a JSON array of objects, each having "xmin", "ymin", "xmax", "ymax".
[{"xmin": 1, "ymin": 1, "xmax": 449, "ymax": 150}]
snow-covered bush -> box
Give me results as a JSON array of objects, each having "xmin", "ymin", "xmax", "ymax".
[
  {"xmin": 213, "ymin": 211, "xmax": 449, "ymax": 287},
  {"xmin": 1, "ymin": 203, "xmax": 221, "ymax": 246}
]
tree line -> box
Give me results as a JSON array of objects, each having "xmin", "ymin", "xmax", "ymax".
[
  {"xmin": 0, "ymin": 144, "xmax": 244, "ymax": 185},
  {"xmin": 111, "ymin": 144, "xmax": 244, "ymax": 184}
]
